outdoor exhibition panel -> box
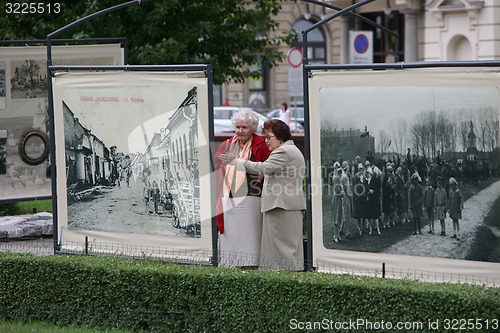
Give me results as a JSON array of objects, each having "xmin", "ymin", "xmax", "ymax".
[
  {"xmin": 0, "ymin": 43, "xmax": 124, "ymax": 202},
  {"xmin": 308, "ymin": 67, "xmax": 500, "ymax": 283},
  {"xmin": 51, "ymin": 70, "xmax": 214, "ymax": 262}
]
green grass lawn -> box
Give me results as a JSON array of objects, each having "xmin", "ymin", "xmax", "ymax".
[
  {"xmin": 0, "ymin": 199, "xmax": 52, "ymax": 216},
  {"xmin": 0, "ymin": 320, "xmax": 132, "ymax": 333},
  {"xmin": 16, "ymin": 199, "xmax": 52, "ymax": 214}
]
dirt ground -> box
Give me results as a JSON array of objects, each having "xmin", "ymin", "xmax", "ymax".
[
  {"xmin": 322, "ymin": 178, "xmax": 500, "ymax": 262},
  {"xmin": 384, "ymin": 179, "xmax": 500, "ymax": 260}
]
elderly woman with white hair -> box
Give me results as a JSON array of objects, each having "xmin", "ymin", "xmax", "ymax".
[{"xmin": 214, "ymin": 110, "xmax": 270, "ymax": 268}]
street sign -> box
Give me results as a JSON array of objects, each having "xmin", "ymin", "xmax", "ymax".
[
  {"xmin": 354, "ymin": 34, "xmax": 369, "ymax": 54},
  {"xmin": 287, "ymin": 47, "xmax": 303, "ymax": 68},
  {"xmin": 349, "ymin": 30, "xmax": 373, "ymax": 64}
]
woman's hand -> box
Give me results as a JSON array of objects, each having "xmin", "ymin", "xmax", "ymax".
[{"xmin": 219, "ymin": 153, "xmax": 236, "ymax": 164}]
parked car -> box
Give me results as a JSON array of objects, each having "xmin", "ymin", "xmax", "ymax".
[
  {"xmin": 267, "ymin": 106, "xmax": 305, "ymax": 128},
  {"xmin": 214, "ymin": 106, "xmax": 304, "ymax": 133}
]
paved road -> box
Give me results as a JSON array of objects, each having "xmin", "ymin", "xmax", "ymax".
[{"xmin": 67, "ymin": 177, "xmax": 186, "ymax": 238}]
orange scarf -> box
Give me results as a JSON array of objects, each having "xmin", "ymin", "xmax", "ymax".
[{"xmin": 222, "ymin": 135, "xmax": 252, "ymax": 201}]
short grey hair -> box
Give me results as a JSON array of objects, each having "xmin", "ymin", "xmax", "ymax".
[{"xmin": 231, "ymin": 111, "xmax": 259, "ymax": 132}]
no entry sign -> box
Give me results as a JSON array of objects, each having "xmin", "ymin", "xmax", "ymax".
[{"xmin": 287, "ymin": 47, "xmax": 303, "ymax": 68}]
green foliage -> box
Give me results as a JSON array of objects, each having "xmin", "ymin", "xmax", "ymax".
[
  {"xmin": 0, "ymin": 253, "xmax": 498, "ymax": 333},
  {"xmin": 0, "ymin": 320, "xmax": 133, "ymax": 333},
  {"xmin": 0, "ymin": 203, "xmax": 19, "ymax": 216},
  {"xmin": 0, "ymin": 0, "xmax": 297, "ymax": 85},
  {"xmin": 15, "ymin": 200, "xmax": 53, "ymax": 214},
  {"xmin": 0, "ymin": 200, "xmax": 52, "ymax": 216}
]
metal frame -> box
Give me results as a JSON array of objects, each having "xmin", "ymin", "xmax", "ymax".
[
  {"xmin": 0, "ymin": 37, "xmax": 128, "ymax": 205},
  {"xmin": 45, "ymin": 0, "xmax": 216, "ymax": 259},
  {"xmin": 0, "ymin": 38, "xmax": 129, "ymax": 64},
  {"xmin": 302, "ymin": 0, "xmax": 377, "ymax": 271},
  {"xmin": 301, "ymin": 0, "xmax": 500, "ymax": 272}
]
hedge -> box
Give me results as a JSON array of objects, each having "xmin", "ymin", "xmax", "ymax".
[{"xmin": 0, "ymin": 253, "xmax": 498, "ymax": 332}]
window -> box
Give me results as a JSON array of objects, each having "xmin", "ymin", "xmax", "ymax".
[
  {"xmin": 292, "ymin": 19, "xmax": 326, "ymax": 64},
  {"xmin": 361, "ymin": 12, "xmax": 405, "ymax": 63}
]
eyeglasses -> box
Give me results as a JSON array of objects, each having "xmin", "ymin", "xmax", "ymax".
[{"xmin": 264, "ymin": 135, "xmax": 276, "ymax": 141}]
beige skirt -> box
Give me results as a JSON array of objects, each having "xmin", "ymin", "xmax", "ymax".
[
  {"xmin": 260, "ymin": 208, "xmax": 304, "ymax": 271},
  {"xmin": 219, "ymin": 196, "xmax": 262, "ymax": 267}
]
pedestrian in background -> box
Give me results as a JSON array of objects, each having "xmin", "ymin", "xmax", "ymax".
[
  {"xmin": 409, "ymin": 173, "xmax": 423, "ymax": 235},
  {"xmin": 423, "ymin": 177, "xmax": 436, "ymax": 234},
  {"xmin": 279, "ymin": 102, "xmax": 291, "ymax": 126},
  {"xmin": 448, "ymin": 177, "xmax": 463, "ymax": 240},
  {"xmin": 143, "ymin": 181, "xmax": 151, "ymax": 214},
  {"xmin": 434, "ymin": 177, "xmax": 447, "ymax": 236},
  {"xmin": 353, "ymin": 163, "xmax": 366, "ymax": 236},
  {"xmin": 331, "ymin": 162, "xmax": 343, "ymax": 243},
  {"xmin": 152, "ymin": 180, "xmax": 160, "ymax": 214},
  {"xmin": 341, "ymin": 161, "xmax": 353, "ymax": 239},
  {"xmin": 395, "ymin": 166, "xmax": 408, "ymax": 225},
  {"xmin": 365, "ymin": 167, "xmax": 381, "ymax": 235},
  {"xmin": 381, "ymin": 164, "xmax": 396, "ymax": 229}
]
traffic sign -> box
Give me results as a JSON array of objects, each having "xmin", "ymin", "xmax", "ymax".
[
  {"xmin": 354, "ymin": 34, "xmax": 369, "ymax": 54},
  {"xmin": 287, "ymin": 47, "xmax": 303, "ymax": 68},
  {"xmin": 349, "ymin": 31, "xmax": 373, "ymax": 64}
]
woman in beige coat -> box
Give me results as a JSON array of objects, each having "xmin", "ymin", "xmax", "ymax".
[{"xmin": 221, "ymin": 119, "xmax": 306, "ymax": 270}]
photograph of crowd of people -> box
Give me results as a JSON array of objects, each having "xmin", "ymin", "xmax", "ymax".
[{"xmin": 319, "ymin": 85, "xmax": 500, "ymax": 263}]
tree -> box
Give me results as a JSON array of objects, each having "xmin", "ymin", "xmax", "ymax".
[
  {"xmin": 378, "ymin": 129, "xmax": 390, "ymax": 153},
  {"xmin": 0, "ymin": 0, "xmax": 296, "ymax": 85},
  {"xmin": 435, "ymin": 110, "xmax": 454, "ymax": 153},
  {"xmin": 21, "ymin": 60, "xmax": 40, "ymax": 90},
  {"xmin": 456, "ymin": 109, "xmax": 472, "ymax": 152},
  {"xmin": 390, "ymin": 118, "xmax": 408, "ymax": 156}
]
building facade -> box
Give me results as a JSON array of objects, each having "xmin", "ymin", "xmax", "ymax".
[{"xmin": 221, "ymin": 0, "xmax": 500, "ymax": 112}]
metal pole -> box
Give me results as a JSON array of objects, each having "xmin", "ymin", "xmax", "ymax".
[
  {"xmin": 301, "ymin": 0, "xmax": 375, "ymax": 272},
  {"xmin": 304, "ymin": 0, "xmax": 400, "ymax": 62},
  {"xmin": 46, "ymin": 0, "xmax": 148, "ymax": 254}
]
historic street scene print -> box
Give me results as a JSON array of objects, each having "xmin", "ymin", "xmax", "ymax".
[{"xmin": 63, "ymin": 86, "xmax": 200, "ymax": 238}]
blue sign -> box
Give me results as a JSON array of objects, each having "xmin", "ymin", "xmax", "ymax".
[{"xmin": 354, "ymin": 34, "xmax": 369, "ymax": 54}]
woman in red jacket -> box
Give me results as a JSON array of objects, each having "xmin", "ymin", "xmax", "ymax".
[{"xmin": 214, "ymin": 111, "xmax": 270, "ymax": 268}]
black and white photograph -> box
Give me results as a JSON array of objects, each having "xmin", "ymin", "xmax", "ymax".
[
  {"xmin": 0, "ymin": 111, "xmax": 51, "ymax": 200},
  {"xmin": 312, "ymin": 71, "xmax": 500, "ymax": 266},
  {"xmin": 0, "ymin": 44, "xmax": 124, "ymax": 202},
  {"xmin": 10, "ymin": 59, "xmax": 46, "ymax": 99},
  {"xmin": 62, "ymin": 87, "xmax": 200, "ymax": 238},
  {"xmin": 52, "ymin": 71, "xmax": 212, "ymax": 254}
]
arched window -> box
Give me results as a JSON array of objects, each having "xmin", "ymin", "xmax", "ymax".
[
  {"xmin": 447, "ymin": 35, "xmax": 472, "ymax": 61},
  {"xmin": 292, "ymin": 19, "xmax": 326, "ymax": 64}
]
